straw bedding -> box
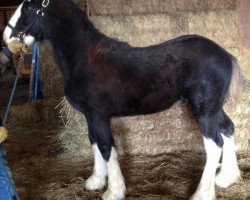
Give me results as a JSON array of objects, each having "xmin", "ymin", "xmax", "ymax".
[{"xmin": 5, "ymin": 122, "xmax": 249, "ymax": 200}]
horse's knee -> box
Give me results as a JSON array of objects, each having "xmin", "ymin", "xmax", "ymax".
[
  {"xmin": 219, "ymin": 110, "xmax": 234, "ymax": 137},
  {"xmin": 198, "ymin": 115, "xmax": 223, "ymax": 147},
  {"xmin": 198, "ymin": 110, "xmax": 234, "ymax": 149},
  {"xmin": 86, "ymin": 116, "xmax": 115, "ymax": 161},
  {"xmin": 97, "ymin": 132, "xmax": 115, "ymax": 161}
]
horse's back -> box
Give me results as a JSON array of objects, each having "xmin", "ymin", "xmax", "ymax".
[{"xmin": 110, "ymin": 34, "xmax": 234, "ymax": 116}]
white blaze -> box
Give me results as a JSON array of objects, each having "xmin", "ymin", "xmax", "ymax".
[
  {"xmin": 3, "ymin": 3, "xmax": 35, "ymax": 46},
  {"xmin": 3, "ymin": 3, "xmax": 23, "ymax": 44}
]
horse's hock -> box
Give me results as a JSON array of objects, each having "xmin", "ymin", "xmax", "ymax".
[{"xmin": 39, "ymin": 0, "xmax": 250, "ymax": 157}]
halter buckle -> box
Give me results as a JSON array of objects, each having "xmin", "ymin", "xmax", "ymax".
[
  {"xmin": 42, "ymin": 0, "xmax": 49, "ymax": 8},
  {"xmin": 18, "ymin": 32, "xmax": 26, "ymax": 41},
  {"xmin": 36, "ymin": 10, "xmax": 44, "ymax": 16}
]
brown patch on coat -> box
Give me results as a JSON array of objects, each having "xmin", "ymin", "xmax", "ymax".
[{"xmin": 87, "ymin": 39, "xmax": 113, "ymax": 63}]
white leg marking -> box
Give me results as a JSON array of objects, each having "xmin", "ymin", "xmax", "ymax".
[
  {"xmin": 3, "ymin": 3, "xmax": 35, "ymax": 46},
  {"xmin": 216, "ymin": 135, "xmax": 242, "ymax": 188},
  {"xmin": 191, "ymin": 138, "xmax": 222, "ymax": 200},
  {"xmin": 102, "ymin": 147, "xmax": 125, "ymax": 200},
  {"xmin": 86, "ymin": 144, "xmax": 107, "ymax": 190}
]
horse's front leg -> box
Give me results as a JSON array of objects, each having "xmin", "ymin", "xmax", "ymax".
[
  {"xmin": 85, "ymin": 143, "xmax": 107, "ymax": 190},
  {"xmin": 85, "ymin": 115, "xmax": 125, "ymax": 200}
]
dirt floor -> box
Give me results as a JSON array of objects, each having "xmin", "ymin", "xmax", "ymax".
[
  {"xmin": 4, "ymin": 122, "xmax": 249, "ymax": 200},
  {"xmin": 0, "ymin": 72, "xmax": 249, "ymax": 200}
]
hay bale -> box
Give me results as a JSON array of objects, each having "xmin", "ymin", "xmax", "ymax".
[
  {"xmin": 39, "ymin": 42, "xmax": 64, "ymax": 98},
  {"xmin": 10, "ymin": 103, "xmax": 40, "ymax": 123},
  {"xmin": 227, "ymin": 47, "xmax": 250, "ymax": 80},
  {"xmin": 85, "ymin": 0, "xmax": 237, "ymax": 16},
  {"xmin": 59, "ymin": 78, "xmax": 250, "ymax": 158},
  {"xmin": 10, "ymin": 98, "xmax": 61, "ymax": 125},
  {"xmin": 226, "ymin": 80, "xmax": 250, "ymax": 152},
  {"xmin": 90, "ymin": 11, "xmax": 240, "ymax": 47},
  {"xmin": 59, "ymin": 98, "xmax": 200, "ymax": 157}
]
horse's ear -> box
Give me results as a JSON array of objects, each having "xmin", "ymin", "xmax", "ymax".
[
  {"xmin": 83, "ymin": 4, "xmax": 88, "ymax": 14},
  {"xmin": 83, "ymin": 3, "xmax": 91, "ymax": 17}
]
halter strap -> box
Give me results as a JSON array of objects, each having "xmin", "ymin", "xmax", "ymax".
[
  {"xmin": 36, "ymin": 0, "xmax": 50, "ymax": 16},
  {"xmin": 7, "ymin": 0, "xmax": 50, "ymax": 41},
  {"xmin": 42, "ymin": 0, "xmax": 50, "ymax": 8},
  {"xmin": 7, "ymin": 23, "xmax": 15, "ymax": 30},
  {"xmin": 24, "ymin": 0, "xmax": 50, "ymax": 8}
]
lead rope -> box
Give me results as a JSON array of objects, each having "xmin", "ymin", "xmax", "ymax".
[{"xmin": 2, "ymin": 54, "xmax": 24, "ymax": 126}]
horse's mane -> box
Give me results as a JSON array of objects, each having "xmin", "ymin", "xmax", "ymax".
[{"xmin": 50, "ymin": 0, "xmax": 131, "ymax": 62}]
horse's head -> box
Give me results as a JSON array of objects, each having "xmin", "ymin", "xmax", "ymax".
[{"xmin": 3, "ymin": 0, "xmax": 49, "ymax": 46}]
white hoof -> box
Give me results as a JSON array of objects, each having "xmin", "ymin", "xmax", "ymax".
[
  {"xmin": 190, "ymin": 190, "xmax": 215, "ymax": 200},
  {"xmin": 102, "ymin": 188, "xmax": 125, "ymax": 200},
  {"xmin": 85, "ymin": 174, "xmax": 106, "ymax": 191},
  {"xmin": 216, "ymin": 170, "xmax": 242, "ymax": 188}
]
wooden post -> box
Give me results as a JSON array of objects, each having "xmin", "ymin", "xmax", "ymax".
[{"xmin": 237, "ymin": 0, "xmax": 250, "ymax": 50}]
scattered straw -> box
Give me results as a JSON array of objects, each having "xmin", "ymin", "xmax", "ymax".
[{"xmin": 9, "ymin": 98, "xmax": 61, "ymax": 125}]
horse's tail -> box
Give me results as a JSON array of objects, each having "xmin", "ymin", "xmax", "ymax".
[{"xmin": 225, "ymin": 56, "xmax": 243, "ymax": 109}]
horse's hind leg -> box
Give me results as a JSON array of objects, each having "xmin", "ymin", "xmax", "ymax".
[
  {"xmin": 215, "ymin": 110, "xmax": 242, "ymax": 188},
  {"xmin": 85, "ymin": 115, "xmax": 125, "ymax": 200},
  {"xmin": 191, "ymin": 112, "xmax": 223, "ymax": 200}
]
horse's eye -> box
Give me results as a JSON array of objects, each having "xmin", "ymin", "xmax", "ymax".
[{"xmin": 24, "ymin": 5, "xmax": 31, "ymax": 10}]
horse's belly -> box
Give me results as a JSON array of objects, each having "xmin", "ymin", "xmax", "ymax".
[{"xmin": 115, "ymin": 90, "xmax": 179, "ymax": 116}]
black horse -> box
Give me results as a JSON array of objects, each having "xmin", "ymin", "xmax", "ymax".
[{"xmin": 3, "ymin": 0, "xmax": 243, "ymax": 199}]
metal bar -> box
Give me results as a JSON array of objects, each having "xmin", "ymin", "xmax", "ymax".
[
  {"xmin": 34, "ymin": 44, "xmax": 39, "ymax": 100},
  {"xmin": 0, "ymin": 6, "xmax": 18, "ymax": 11},
  {"xmin": 29, "ymin": 43, "xmax": 37, "ymax": 101}
]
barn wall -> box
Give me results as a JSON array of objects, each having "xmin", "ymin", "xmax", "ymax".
[
  {"xmin": 0, "ymin": 12, "xmax": 5, "ymax": 31},
  {"xmin": 237, "ymin": 0, "xmax": 250, "ymax": 50},
  {"xmin": 39, "ymin": 0, "xmax": 250, "ymax": 157}
]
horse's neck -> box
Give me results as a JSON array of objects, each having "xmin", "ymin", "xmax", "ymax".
[{"xmin": 47, "ymin": 8, "xmax": 101, "ymax": 82}]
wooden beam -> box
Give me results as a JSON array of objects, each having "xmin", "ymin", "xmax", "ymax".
[
  {"xmin": 0, "ymin": 0, "xmax": 22, "ymax": 8},
  {"xmin": 0, "ymin": 6, "xmax": 18, "ymax": 12}
]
